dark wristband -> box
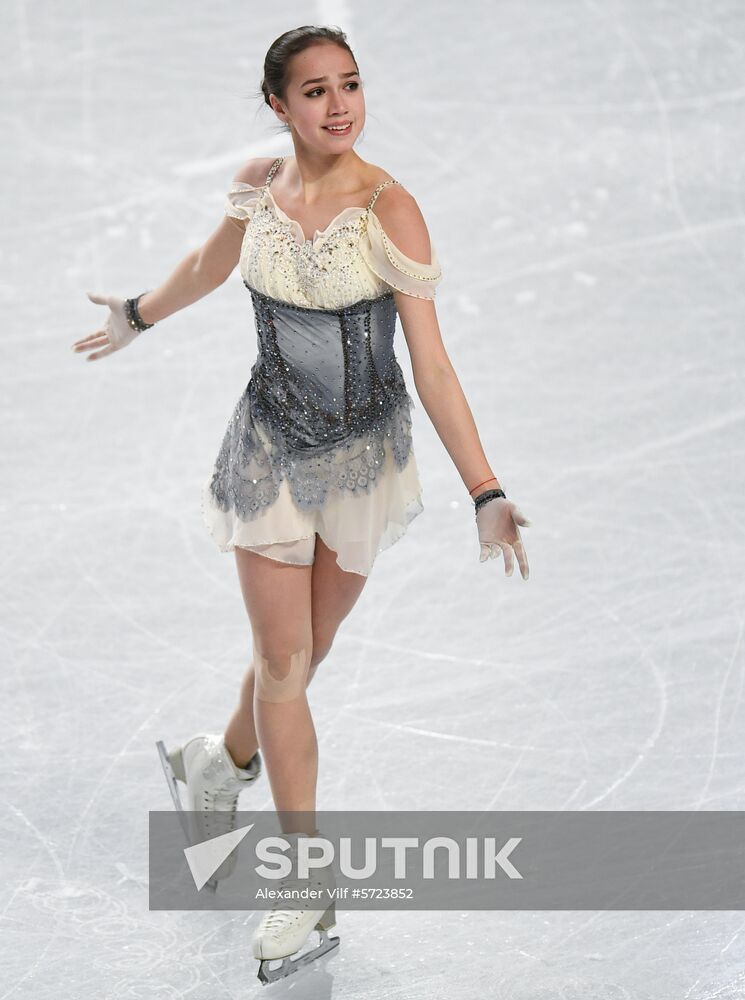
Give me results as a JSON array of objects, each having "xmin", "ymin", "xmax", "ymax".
[
  {"xmin": 473, "ymin": 488, "xmax": 506, "ymax": 516},
  {"xmin": 124, "ymin": 292, "xmax": 155, "ymax": 332}
]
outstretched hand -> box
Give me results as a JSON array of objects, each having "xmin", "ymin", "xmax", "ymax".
[
  {"xmin": 475, "ymin": 496, "xmax": 531, "ymax": 579},
  {"xmin": 71, "ymin": 292, "xmax": 141, "ymax": 361}
]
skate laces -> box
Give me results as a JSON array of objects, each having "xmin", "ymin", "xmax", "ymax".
[
  {"xmin": 200, "ymin": 788, "xmax": 239, "ymax": 837},
  {"xmin": 258, "ymin": 866, "xmax": 333, "ymax": 933},
  {"xmin": 260, "ymin": 875, "xmax": 320, "ymax": 934},
  {"xmin": 263, "ymin": 907, "xmax": 303, "ymax": 932}
]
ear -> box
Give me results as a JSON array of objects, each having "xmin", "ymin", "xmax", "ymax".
[{"xmin": 268, "ymin": 94, "xmax": 288, "ymax": 121}]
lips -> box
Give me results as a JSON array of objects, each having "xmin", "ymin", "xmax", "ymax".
[{"xmin": 323, "ymin": 122, "xmax": 352, "ymax": 134}]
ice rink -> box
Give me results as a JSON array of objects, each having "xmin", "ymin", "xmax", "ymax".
[{"xmin": 3, "ymin": 0, "xmax": 745, "ymax": 996}]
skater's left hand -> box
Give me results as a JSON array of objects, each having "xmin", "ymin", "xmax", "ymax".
[{"xmin": 475, "ymin": 497, "xmax": 531, "ymax": 579}]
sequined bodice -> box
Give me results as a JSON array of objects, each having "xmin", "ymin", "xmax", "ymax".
[
  {"xmin": 251, "ymin": 283, "xmax": 403, "ymax": 436},
  {"xmin": 239, "ymin": 187, "xmax": 389, "ymax": 310},
  {"xmin": 208, "ymin": 282, "xmax": 415, "ymax": 514}
]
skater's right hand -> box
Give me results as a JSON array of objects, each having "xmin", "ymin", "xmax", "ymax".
[{"xmin": 72, "ymin": 292, "xmax": 142, "ymax": 361}]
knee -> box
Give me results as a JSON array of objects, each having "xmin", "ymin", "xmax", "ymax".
[
  {"xmin": 309, "ymin": 631, "xmax": 334, "ymax": 670},
  {"xmin": 253, "ymin": 638, "xmax": 313, "ymax": 703}
]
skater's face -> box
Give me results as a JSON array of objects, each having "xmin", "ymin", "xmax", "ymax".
[{"xmin": 270, "ymin": 43, "xmax": 365, "ymax": 151}]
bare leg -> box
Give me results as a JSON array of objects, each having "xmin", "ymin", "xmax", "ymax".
[
  {"xmin": 223, "ymin": 641, "xmax": 326, "ymax": 770},
  {"xmin": 225, "ymin": 534, "xmax": 368, "ymax": 833},
  {"xmin": 222, "ymin": 663, "xmax": 264, "ymax": 769}
]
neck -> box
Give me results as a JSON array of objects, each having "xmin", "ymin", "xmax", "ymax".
[{"xmin": 286, "ymin": 146, "xmax": 364, "ymax": 202}]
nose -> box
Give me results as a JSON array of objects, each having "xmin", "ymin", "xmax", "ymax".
[{"xmin": 328, "ymin": 91, "xmax": 348, "ymax": 114}]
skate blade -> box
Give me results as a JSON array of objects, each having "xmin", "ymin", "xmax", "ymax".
[
  {"xmin": 155, "ymin": 739, "xmax": 218, "ymax": 894},
  {"xmin": 257, "ymin": 927, "xmax": 340, "ymax": 986}
]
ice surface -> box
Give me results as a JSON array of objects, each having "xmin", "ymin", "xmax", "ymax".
[{"xmin": 2, "ymin": 0, "xmax": 744, "ymax": 997}]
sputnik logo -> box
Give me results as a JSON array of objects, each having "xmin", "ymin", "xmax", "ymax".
[{"xmin": 184, "ymin": 823, "xmax": 255, "ymax": 890}]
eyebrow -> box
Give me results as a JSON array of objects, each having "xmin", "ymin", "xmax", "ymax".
[{"xmin": 300, "ymin": 71, "xmax": 359, "ymax": 87}]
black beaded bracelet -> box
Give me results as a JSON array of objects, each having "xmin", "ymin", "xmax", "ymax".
[
  {"xmin": 124, "ymin": 292, "xmax": 155, "ymax": 332},
  {"xmin": 473, "ymin": 487, "xmax": 506, "ymax": 515}
]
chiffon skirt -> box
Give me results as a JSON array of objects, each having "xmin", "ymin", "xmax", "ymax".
[{"xmin": 200, "ymin": 414, "xmax": 424, "ymax": 577}]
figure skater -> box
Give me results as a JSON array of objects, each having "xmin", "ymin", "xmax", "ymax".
[{"xmin": 72, "ymin": 24, "xmax": 531, "ymax": 984}]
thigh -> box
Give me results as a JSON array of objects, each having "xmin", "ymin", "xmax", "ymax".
[
  {"xmin": 310, "ymin": 533, "xmax": 369, "ymax": 649},
  {"xmin": 234, "ymin": 545, "xmax": 314, "ymax": 649}
]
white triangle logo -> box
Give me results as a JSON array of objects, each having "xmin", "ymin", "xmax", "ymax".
[{"xmin": 184, "ymin": 823, "xmax": 255, "ymax": 890}]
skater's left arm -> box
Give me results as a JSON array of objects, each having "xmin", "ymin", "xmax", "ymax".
[{"xmin": 373, "ymin": 193, "xmax": 502, "ymax": 499}]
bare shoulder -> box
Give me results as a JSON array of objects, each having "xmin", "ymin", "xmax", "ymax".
[
  {"xmin": 369, "ymin": 181, "xmax": 434, "ymax": 265},
  {"xmin": 232, "ymin": 156, "xmax": 280, "ymax": 187}
]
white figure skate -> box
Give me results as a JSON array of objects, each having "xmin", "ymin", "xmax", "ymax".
[
  {"xmin": 156, "ymin": 733, "xmax": 261, "ymax": 886},
  {"xmin": 252, "ymin": 830, "xmax": 340, "ymax": 985}
]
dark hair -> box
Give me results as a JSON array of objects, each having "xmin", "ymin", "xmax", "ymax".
[{"xmin": 258, "ymin": 25, "xmax": 359, "ymax": 134}]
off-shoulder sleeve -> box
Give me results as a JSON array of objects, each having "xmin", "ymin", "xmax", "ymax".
[
  {"xmin": 224, "ymin": 181, "xmax": 264, "ymax": 227},
  {"xmin": 359, "ymin": 209, "xmax": 443, "ymax": 299}
]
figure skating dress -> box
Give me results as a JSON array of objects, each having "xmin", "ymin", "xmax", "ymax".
[{"xmin": 200, "ymin": 156, "xmax": 443, "ymax": 576}]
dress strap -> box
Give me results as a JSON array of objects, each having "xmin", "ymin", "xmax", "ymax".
[
  {"xmin": 264, "ymin": 156, "xmax": 285, "ymax": 186},
  {"xmin": 367, "ymin": 178, "xmax": 399, "ymax": 212}
]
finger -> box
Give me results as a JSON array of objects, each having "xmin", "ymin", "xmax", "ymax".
[
  {"xmin": 74, "ymin": 338, "xmax": 109, "ymax": 356},
  {"xmin": 86, "ymin": 344, "xmax": 116, "ymax": 362},
  {"xmin": 72, "ymin": 331, "xmax": 107, "ymax": 351},
  {"xmin": 513, "ymin": 539, "xmax": 530, "ymax": 580},
  {"xmin": 511, "ymin": 506, "xmax": 532, "ymax": 528},
  {"xmin": 479, "ymin": 544, "xmax": 490, "ymax": 563},
  {"xmin": 501, "ymin": 544, "xmax": 515, "ymax": 576},
  {"xmin": 86, "ymin": 291, "xmax": 110, "ymax": 306}
]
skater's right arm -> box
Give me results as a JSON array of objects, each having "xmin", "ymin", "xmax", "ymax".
[
  {"xmin": 136, "ymin": 158, "xmax": 277, "ymax": 324},
  {"xmin": 73, "ymin": 158, "xmax": 275, "ymax": 362}
]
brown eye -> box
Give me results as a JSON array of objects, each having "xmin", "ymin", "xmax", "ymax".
[{"xmin": 305, "ymin": 81, "xmax": 360, "ymax": 98}]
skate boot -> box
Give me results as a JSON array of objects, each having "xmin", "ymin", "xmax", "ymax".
[
  {"xmin": 251, "ymin": 830, "xmax": 340, "ymax": 985},
  {"xmin": 156, "ymin": 733, "xmax": 261, "ymax": 882}
]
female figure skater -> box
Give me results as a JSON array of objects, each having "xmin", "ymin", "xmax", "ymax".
[{"xmin": 72, "ymin": 25, "xmax": 531, "ymax": 984}]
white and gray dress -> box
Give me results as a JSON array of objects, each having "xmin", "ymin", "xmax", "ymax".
[{"xmin": 200, "ymin": 155, "xmax": 443, "ymax": 576}]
